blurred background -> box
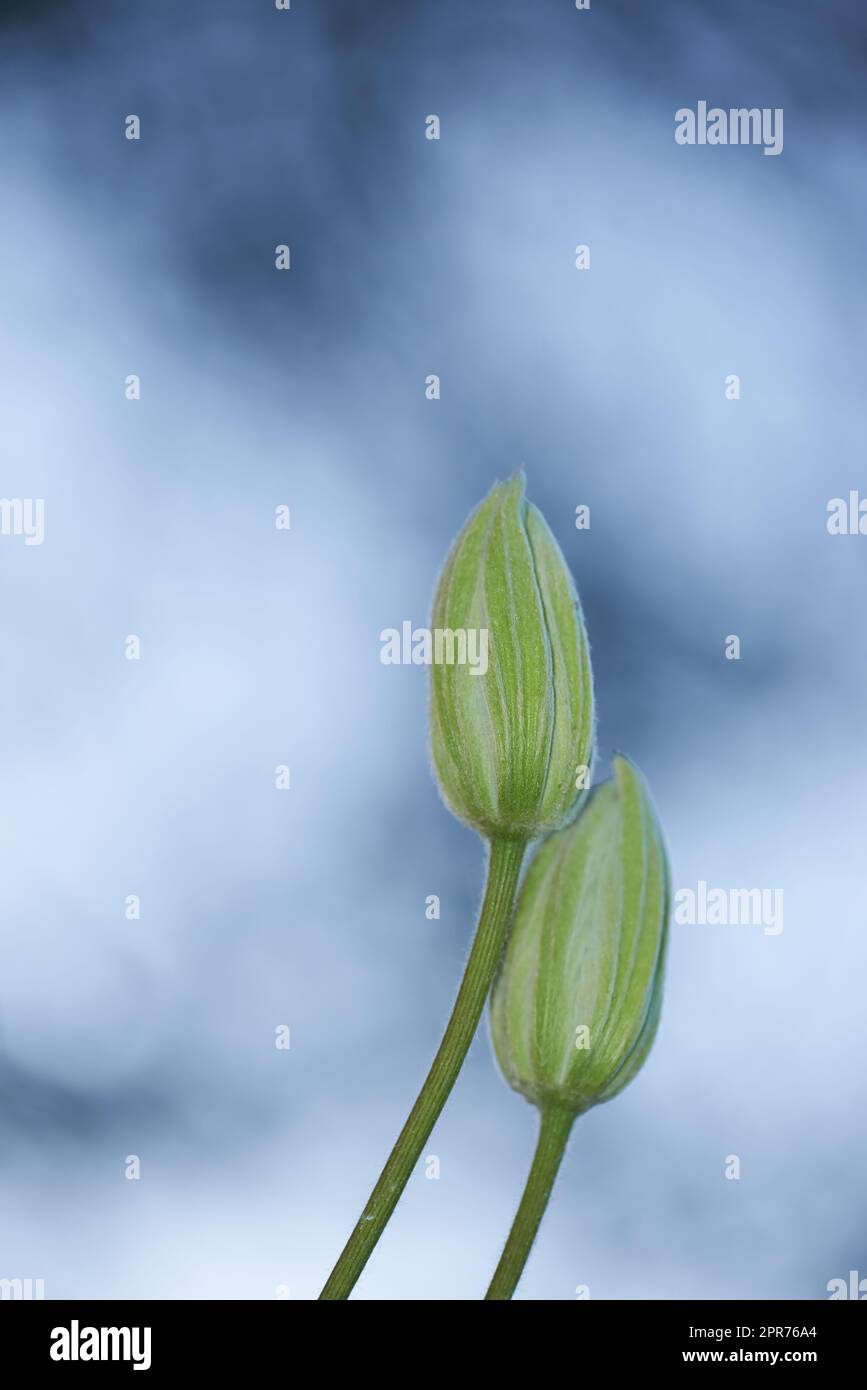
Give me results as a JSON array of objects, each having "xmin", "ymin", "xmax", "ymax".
[{"xmin": 0, "ymin": 0, "xmax": 864, "ymax": 1300}]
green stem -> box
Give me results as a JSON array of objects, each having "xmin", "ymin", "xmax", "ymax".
[
  {"xmin": 485, "ymin": 1102, "xmax": 575, "ymax": 1300},
  {"xmin": 319, "ymin": 835, "xmax": 526, "ymax": 1300}
]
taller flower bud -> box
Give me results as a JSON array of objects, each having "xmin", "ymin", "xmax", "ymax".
[
  {"xmin": 490, "ymin": 755, "xmax": 670, "ymax": 1117},
  {"xmin": 429, "ymin": 474, "xmax": 594, "ymax": 842}
]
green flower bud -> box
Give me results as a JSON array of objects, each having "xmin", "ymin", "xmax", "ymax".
[
  {"xmin": 490, "ymin": 755, "xmax": 670, "ymax": 1117},
  {"xmin": 429, "ymin": 474, "xmax": 594, "ymax": 842}
]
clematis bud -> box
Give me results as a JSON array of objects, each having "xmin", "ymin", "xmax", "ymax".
[
  {"xmin": 489, "ymin": 755, "xmax": 670, "ymax": 1117},
  {"xmin": 429, "ymin": 473, "xmax": 594, "ymax": 842}
]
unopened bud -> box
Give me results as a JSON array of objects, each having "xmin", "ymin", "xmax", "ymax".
[
  {"xmin": 429, "ymin": 473, "xmax": 594, "ymax": 841},
  {"xmin": 490, "ymin": 755, "xmax": 670, "ymax": 1116}
]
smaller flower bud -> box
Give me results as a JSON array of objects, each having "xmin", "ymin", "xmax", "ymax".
[
  {"xmin": 490, "ymin": 755, "xmax": 670, "ymax": 1117},
  {"xmin": 429, "ymin": 473, "xmax": 594, "ymax": 842}
]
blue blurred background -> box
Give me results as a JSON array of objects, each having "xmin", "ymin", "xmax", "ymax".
[{"xmin": 1, "ymin": 0, "xmax": 865, "ymax": 1300}]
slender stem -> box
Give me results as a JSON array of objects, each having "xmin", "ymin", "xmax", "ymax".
[
  {"xmin": 485, "ymin": 1102, "xmax": 575, "ymax": 1300},
  {"xmin": 319, "ymin": 836, "xmax": 526, "ymax": 1300}
]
